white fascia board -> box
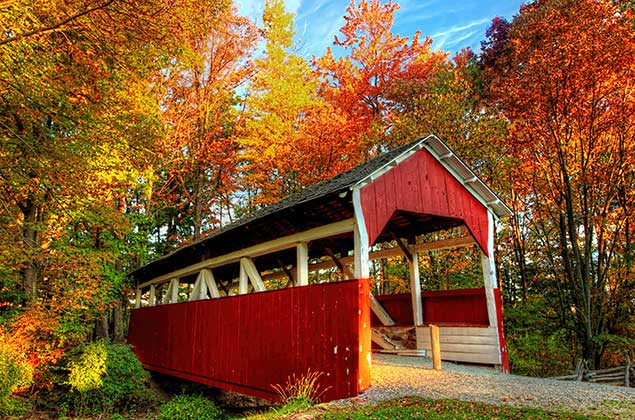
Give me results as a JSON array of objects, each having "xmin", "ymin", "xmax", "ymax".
[{"xmin": 351, "ymin": 134, "xmax": 513, "ymax": 220}]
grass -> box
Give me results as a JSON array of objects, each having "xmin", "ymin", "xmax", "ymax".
[
  {"xmin": 319, "ymin": 397, "xmax": 612, "ymax": 420},
  {"xmin": 237, "ymin": 398, "xmax": 313, "ymax": 419}
]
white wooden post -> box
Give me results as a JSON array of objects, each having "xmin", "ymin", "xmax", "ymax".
[
  {"xmin": 149, "ymin": 284, "xmax": 156, "ymax": 306},
  {"xmin": 481, "ymin": 212, "xmax": 499, "ymax": 328},
  {"xmin": 135, "ymin": 288, "xmax": 141, "ymax": 309},
  {"xmin": 201, "ymin": 268, "xmax": 221, "ymax": 298},
  {"xmin": 296, "ymin": 242, "xmax": 309, "ymax": 286},
  {"xmin": 352, "ymin": 189, "xmax": 369, "ymax": 279},
  {"xmin": 409, "ymin": 246, "xmax": 424, "ymax": 326}
]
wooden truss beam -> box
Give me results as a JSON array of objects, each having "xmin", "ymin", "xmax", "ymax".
[
  {"xmin": 239, "ymin": 257, "xmax": 266, "ymax": 294},
  {"xmin": 325, "ymin": 247, "xmax": 353, "ymax": 279},
  {"xmin": 139, "ymin": 218, "xmax": 355, "ymax": 289},
  {"xmin": 190, "ymin": 269, "xmax": 220, "ymax": 301},
  {"xmin": 370, "ymin": 293, "xmax": 396, "ymax": 326},
  {"xmin": 261, "ymin": 235, "xmax": 474, "ymax": 282}
]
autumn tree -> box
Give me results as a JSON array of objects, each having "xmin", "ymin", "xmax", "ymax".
[
  {"xmin": 237, "ymin": 0, "xmax": 324, "ymax": 208},
  {"xmin": 315, "ymin": 0, "xmax": 446, "ymax": 156},
  {"xmin": 483, "ymin": 0, "xmax": 635, "ymax": 366},
  {"xmin": 0, "ymin": 0, "xmax": 230, "ymax": 373},
  {"xmin": 155, "ymin": 5, "xmax": 258, "ymax": 246}
]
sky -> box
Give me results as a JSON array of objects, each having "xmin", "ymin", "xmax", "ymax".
[{"xmin": 237, "ymin": 0, "xmax": 527, "ymax": 57}]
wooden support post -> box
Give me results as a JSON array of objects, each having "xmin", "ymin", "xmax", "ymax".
[
  {"xmin": 370, "ymin": 293, "xmax": 396, "ymax": 326},
  {"xmin": 135, "ymin": 288, "xmax": 141, "ymax": 309},
  {"xmin": 296, "ymin": 242, "xmax": 309, "ymax": 286},
  {"xmin": 393, "ymin": 235, "xmax": 423, "ymax": 328},
  {"xmin": 481, "ymin": 211, "xmax": 509, "ymax": 372},
  {"xmin": 482, "ymin": 213, "xmax": 499, "ymax": 328},
  {"xmin": 353, "ymin": 189, "xmax": 370, "ymax": 279},
  {"xmin": 430, "ymin": 324, "xmax": 442, "ymax": 370},
  {"xmin": 481, "ymin": 253, "xmax": 498, "ymax": 328},
  {"xmin": 409, "ymin": 245, "xmax": 424, "ymax": 327},
  {"xmin": 149, "ymin": 284, "xmax": 156, "ymax": 306}
]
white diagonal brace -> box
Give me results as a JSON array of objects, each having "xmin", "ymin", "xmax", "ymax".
[
  {"xmin": 201, "ymin": 268, "xmax": 221, "ymax": 298},
  {"xmin": 370, "ymin": 293, "xmax": 396, "ymax": 326},
  {"xmin": 190, "ymin": 273, "xmax": 203, "ymax": 301},
  {"xmin": 241, "ymin": 257, "xmax": 266, "ymax": 292},
  {"xmin": 167, "ymin": 278, "xmax": 179, "ymax": 304}
]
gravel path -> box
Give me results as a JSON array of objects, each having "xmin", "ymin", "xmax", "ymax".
[{"xmin": 320, "ymin": 354, "xmax": 635, "ymax": 419}]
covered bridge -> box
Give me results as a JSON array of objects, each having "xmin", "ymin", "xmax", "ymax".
[{"xmin": 127, "ymin": 134, "xmax": 512, "ymax": 402}]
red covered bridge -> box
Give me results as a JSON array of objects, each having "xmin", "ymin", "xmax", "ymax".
[{"xmin": 127, "ymin": 134, "xmax": 512, "ymax": 402}]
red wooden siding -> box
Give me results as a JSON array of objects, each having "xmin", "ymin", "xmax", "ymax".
[
  {"xmin": 371, "ymin": 294, "xmax": 415, "ymax": 325},
  {"xmin": 371, "ymin": 288, "xmax": 489, "ymax": 326},
  {"xmin": 360, "ymin": 149, "xmax": 489, "ymax": 254},
  {"xmin": 494, "ymin": 288, "xmax": 510, "ymax": 372},
  {"xmin": 127, "ymin": 279, "xmax": 370, "ymax": 402}
]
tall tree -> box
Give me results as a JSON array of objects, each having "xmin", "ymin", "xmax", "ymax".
[
  {"xmin": 237, "ymin": 0, "xmax": 324, "ymax": 208},
  {"xmin": 0, "ymin": 0, "xmax": 230, "ymax": 371},
  {"xmin": 155, "ymin": 5, "xmax": 258, "ymax": 245},
  {"xmin": 314, "ymin": 0, "xmax": 446, "ymax": 155},
  {"xmin": 483, "ymin": 0, "xmax": 635, "ymax": 366}
]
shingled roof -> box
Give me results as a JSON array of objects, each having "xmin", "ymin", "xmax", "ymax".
[{"xmin": 131, "ymin": 134, "xmax": 511, "ymax": 283}]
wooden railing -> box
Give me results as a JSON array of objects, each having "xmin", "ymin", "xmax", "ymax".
[{"xmin": 371, "ymin": 288, "xmax": 489, "ymax": 326}]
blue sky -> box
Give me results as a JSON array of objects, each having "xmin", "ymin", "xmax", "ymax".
[{"xmin": 237, "ymin": 0, "xmax": 526, "ymax": 56}]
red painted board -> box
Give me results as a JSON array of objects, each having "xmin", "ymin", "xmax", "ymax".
[
  {"xmin": 371, "ymin": 288, "xmax": 489, "ymax": 327},
  {"xmin": 128, "ymin": 279, "xmax": 370, "ymax": 402},
  {"xmin": 360, "ymin": 149, "xmax": 490, "ymax": 255},
  {"xmin": 493, "ymin": 288, "xmax": 510, "ymax": 372}
]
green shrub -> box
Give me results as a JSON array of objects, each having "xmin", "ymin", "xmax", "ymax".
[
  {"xmin": 504, "ymin": 297, "xmax": 575, "ymax": 376},
  {"xmin": 64, "ymin": 340, "xmax": 152, "ymax": 415},
  {"xmin": 158, "ymin": 394, "xmax": 225, "ymax": 420},
  {"xmin": 0, "ymin": 339, "xmax": 33, "ymax": 416}
]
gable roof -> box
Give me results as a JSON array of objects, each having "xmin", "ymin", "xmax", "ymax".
[{"xmin": 131, "ymin": 134, "xmax": 511, "ymax": 282}]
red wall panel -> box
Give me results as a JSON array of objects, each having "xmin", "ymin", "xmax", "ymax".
[
  {"xmin": 360, "ymin": 149, "xmax": 490, "ymax": 255},
  {"xmin": 128, "ymin": 279, "xmax": 370, "ymax": 402},
  {"xmin": 371, "ymin": 288, "xmax": 489, "ymax": 326}
]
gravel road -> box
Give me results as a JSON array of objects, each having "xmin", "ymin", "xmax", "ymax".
[{"xmin": 319, "ymin": 354, "xmax": 635, "ymax": 419}]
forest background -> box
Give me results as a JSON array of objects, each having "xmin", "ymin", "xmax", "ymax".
[{"xmin": 0, "ymin": 0, "xmax": 634, "ymax": 410}]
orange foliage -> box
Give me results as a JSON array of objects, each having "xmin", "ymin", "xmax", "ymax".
[
  {"xmin": 484, "ymin": 0, "xmax": 635, "ymax": 363},
  {"xmin": 155, "ymin": 5, "xmax": 258, "ymax": 240},
  {"xmin": 314, "ymin": 0, "xmax": 447, "ymax": 153}
]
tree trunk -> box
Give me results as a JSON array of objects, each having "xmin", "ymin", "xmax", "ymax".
[
  {"xmin": 95, "ymin": 315, "xmax": 110, "ymax": 340},
  {"xmin": 19, "ymin": 199, "xmax": 40, "ymax": 302},
  {"xmin": 113, "ymin": 301, "xmax": 125, "ymax": 342}
]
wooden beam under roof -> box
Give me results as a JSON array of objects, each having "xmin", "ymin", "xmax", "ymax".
[{"xmin": 139, "ymin": 218, "xmax": 355, "ymax": 289}]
